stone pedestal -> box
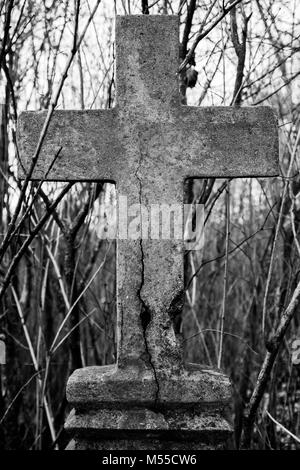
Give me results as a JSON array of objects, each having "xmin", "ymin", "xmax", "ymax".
[{"xmin": 65, "ymin": 363, "xmax": 233, "ymax": 450}]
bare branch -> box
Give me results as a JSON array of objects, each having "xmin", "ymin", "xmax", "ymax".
[{"xmin": 178, "ymin": 0, "xmax": 244, "ymax": 72}]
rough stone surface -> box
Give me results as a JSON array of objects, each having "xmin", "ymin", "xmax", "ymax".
[
  {"xmin": 17, "ymin": 15, "xmax": 279, "ymax": 450},
  {"xmin": 66, "ymin": 363, "xmax": 232, "ymax": 407},
  {"xmin": 66, "ymin": 409, "xmax": 232, "ymax": 449},
  {"xmin": 69, "ymin": 438, "xmax": 231, "ymax": 450}
]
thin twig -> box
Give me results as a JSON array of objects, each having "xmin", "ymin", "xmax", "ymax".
[
  {"xmin": 218, "ymin": 180, "xmax": 230, "ymax": 369},
  {"xmin": 262, "ymin": 125, "xmax": 300, "ymax": 335},
  {"xmin": 49, "ymin": 241, "xmax": 113, "ymax": 354},
  {"xmin": 0, "ymin": 183, "xmax": 74, "ymax": 303},
  {"xmin": 11, "ymin": 287, "xmax": 57, "ymax": 445},
  {"xmin": 178, "ymin": 0, "xmax": 244, "ymax": 72},
  {"xmin": 265, "ymin": 410, "xmax": 300, "ymax": 445}
]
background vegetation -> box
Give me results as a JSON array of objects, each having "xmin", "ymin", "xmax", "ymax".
[{"xmin": 0, "ymin": 0, "xmax": 299, "ymax": 449}]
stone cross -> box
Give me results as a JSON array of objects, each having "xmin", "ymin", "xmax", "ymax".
[{"xmin": 18, "ymin": 16, "xmax": 278, "ymax": 448}]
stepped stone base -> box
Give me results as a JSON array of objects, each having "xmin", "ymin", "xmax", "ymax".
[{"xmin": 65, "ymin": 363, "xmax": 233, "ymax": 450}]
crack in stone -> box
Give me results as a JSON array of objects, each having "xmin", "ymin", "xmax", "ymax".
[
  {"xmin": 119, "ymin": 303, "xmax": 124, "ymax": 364},
  {"xmin": 135, "ymin": 149, "xmax": 160, "ymax": 407},
  {"xmin": 138, "ymin": 236, "xmax": 160, "ymax": 407}
]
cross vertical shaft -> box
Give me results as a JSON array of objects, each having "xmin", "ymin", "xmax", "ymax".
[
  {"xmin": 114, "ymin": 16, "xmax": 184, "ymax": 373},
  {"xmin": 115, "ymin": 16, "xmax": 179, "ymax": 110}
]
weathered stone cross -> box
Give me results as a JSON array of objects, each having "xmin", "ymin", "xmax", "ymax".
[{"xmin": 18, "ymin": 16, "xmax": 278, "ymax": 449}]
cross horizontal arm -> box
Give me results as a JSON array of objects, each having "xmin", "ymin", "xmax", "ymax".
[
  {"xmin": 17, "ymin": 109, "xmax": 122, "ymax": 181},
  {"xmin": 142, "ymin": 105, "xmax": 278, "ymax": 179},
  {"xmin": 179, "ymin": 106, "xmax": 278, "ymax": 177}
]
